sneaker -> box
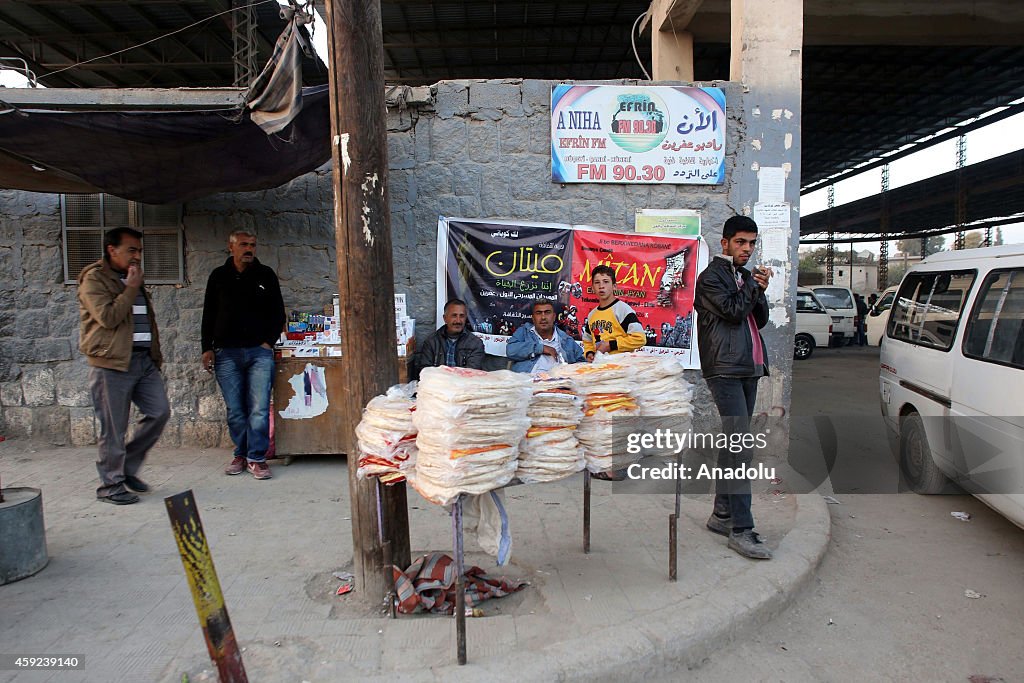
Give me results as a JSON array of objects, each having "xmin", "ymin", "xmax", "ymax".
[
  {"xmin": 248, "ymin": 461, "xmax": 272, "ymax": 480},
  {"xmin": 705, "ymin": 513, "xmax": 731, "ymax": 537},
  {"xmin": 225, "ymin": 456, "xmax": 246, "ymax": 475},
  {"xmin": 728, "ymin": 529, "xmax": 772, "ymax": 560}
]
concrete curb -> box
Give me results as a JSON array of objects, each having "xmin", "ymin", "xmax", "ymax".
[{"xmin": 426, "ymin": 493, "xmax": 832, "ymax": 682}]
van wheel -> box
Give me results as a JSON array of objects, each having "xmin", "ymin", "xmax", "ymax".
[
  {"xmin": 899, "ymin": 412, "xmax": 947, "ymax": 494},
  {"xmin": 794, "ymin": 334, "xmax": 815, "ymax": 360}
]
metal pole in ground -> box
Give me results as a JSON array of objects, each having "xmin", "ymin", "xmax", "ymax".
[
  {"xmin": 583, "ymin": 470, "xmax": 592, "ymax": 554},
  {"xmin": 165, "ymin": 490, "xmax": 247, "ymax": 683},
  {"xmin": 453, "ymin": 494, "xmax": 467, "ymax": 665},
  {"xmin": 670, "ymin": 452, "xmax": 682, "ymax": 581}
]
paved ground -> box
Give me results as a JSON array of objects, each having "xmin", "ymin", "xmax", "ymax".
[
  {"xmin": 676, "ymin": 345, "xmax": 1024, "ymax": 682},
  {"xmin": 0, "ymin": 416, "xmax": 829, "ymax": 681}
]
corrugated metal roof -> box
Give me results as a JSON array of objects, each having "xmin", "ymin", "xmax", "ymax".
[{"xmin": 2, "ymin": 0, "xmax": 1024, "ymax": 195}]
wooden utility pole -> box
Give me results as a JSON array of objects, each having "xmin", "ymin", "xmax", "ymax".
[{"xmin": 323, "ymin": 0, "xmax": 411, "ymax": 603}]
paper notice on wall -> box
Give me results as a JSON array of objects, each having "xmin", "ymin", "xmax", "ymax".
[
  {"xmin": 279, "ymin": 363, "xmax": 329, "ymax": 420},
  {"xmin": 765, "ymin": 265, "xmax": 786, "ymax": 304},
  {"xmin": 759, "ymin": 228, "xmax": 790, "ymax": 262},
  {"xmin": 757, "ymin": 166, "xmax": 786, "ymax": 202},
  {"xmin": 753, "ymin": 201, "xmax": 790, "ymax": 230},
  {"xmin": 634, "ymin": 208, "xmax": 701, "ymax": 236}
]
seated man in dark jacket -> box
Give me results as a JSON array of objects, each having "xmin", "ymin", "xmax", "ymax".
[
  {"xmin": 694, "ymin": 215, "xmax": 773, "ymax": 560},
  {"xmin": 412, "ymin": 298, "xmax": 485, "ymax": 379}
]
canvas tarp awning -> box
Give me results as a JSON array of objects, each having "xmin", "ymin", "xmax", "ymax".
[{"xmin": 0, "ymin": 84, "xmax": 330, "ymax": 204}]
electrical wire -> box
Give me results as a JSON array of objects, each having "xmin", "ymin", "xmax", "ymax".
[
  {"xmin": 631, "ymin": 11, "xmax": 652, "ymax": 81},
  {"xmin": 38, "ymin": 0, "xmax": 280, "ymax": 83}
]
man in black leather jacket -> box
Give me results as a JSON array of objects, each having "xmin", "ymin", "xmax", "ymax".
[
  {"xmin": 694, "ymin": 215, "xmax": 773, "ymax": 560},
  {"xmin": 412, "ymin": 298, "xmax": 485, "ymax": 380}
]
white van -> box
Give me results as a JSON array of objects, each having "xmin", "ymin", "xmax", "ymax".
[
  {"xmin": 808, "ymin": 285, "xmax": 857, "ymax": 345},
  {"xmin": 794, "ymin": 287, "xmax": 832, "ymax": 360},
  {"xmin": 866, "ymin": 284, "xmax": 898, "ymax": 346},
  {"xmin": 879, "ymin": 244, "xmax": 1024, "ymax": 529}
]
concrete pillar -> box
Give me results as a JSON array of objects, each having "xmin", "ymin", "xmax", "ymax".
[
  {"xmin": 652, "ymin": 30, "xmax": 694, "ymax": 81},
  {"xmin": 727, "ymin": 0, "xmax": 803, "ymax": 416}
]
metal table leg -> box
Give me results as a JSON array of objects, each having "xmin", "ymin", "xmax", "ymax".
[
  {"xmin": 583, "ymin": 470, "xmax": 591, "ymax": 554},
  {"xmin": 669, "ymin": 451, "xmax": 682, "ymax": 581},
  {"xmin": 453, "ymin": 494, "xmax": 467, "ymax": 665},
  {"xmin": 375, "ymin": 479, "xmax": 397, "ymax": 617}
]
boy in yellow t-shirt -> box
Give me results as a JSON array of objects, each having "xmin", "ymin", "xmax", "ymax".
[{"xmin": 582, "ymin": 265, "xmax": 647, "ymax": 362}]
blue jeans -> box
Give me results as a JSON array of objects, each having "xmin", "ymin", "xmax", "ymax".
[
  {"xmin": 705, "ymin": 376, "xmax": 760, "ymax": 530},
  {"xmin": 215, "ymin": 346, "xmax": 274, "ymax": 462}
]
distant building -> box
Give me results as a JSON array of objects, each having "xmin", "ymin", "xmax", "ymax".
[{"xmin": 798, "ymin": 250, "xmax": 925, "ymax": 294}]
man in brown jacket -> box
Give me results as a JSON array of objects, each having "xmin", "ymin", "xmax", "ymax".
[{"xmin": 78, "ymin": 227, "xmax": 170, "ymax": 505}]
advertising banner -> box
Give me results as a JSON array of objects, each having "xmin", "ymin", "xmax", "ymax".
[
  {"xmin": 551, "ymin": 85, "xmax": 726, "ymax": 185},
  {"xmin": 436, "ymin": 217, "xmax": 708, "ymax": 368}
]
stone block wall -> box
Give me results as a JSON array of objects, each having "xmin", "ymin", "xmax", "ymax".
[
  {"xmin": 0, "ymin": 78, "xmax": 777, "ymax": 446},
  {"xmin": 0, "ymin": 173, "xmax": 340, "ymax": 447}
]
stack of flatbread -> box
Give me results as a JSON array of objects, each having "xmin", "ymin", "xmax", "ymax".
[
  {"xmin": 355, "ymin": 382, "xmax": 418, "ymax": 484},
  {"xmin": 411, "ymin": 366, "xmax": 532, "ymax": 505},
  {"xmin": 595, "ymin": 353, "xmax": 694, "ymax": 417},
  {"xmin": 516, "ymin": 373, "xmax": 584, "ymax": 483},
  {"xmin": 551, "ymin": 361, "xmax": 639, "ymax": 473}
]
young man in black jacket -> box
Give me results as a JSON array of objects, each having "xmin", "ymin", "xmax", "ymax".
[
  {"xmin": 201, "ymin": 231, "xmax": 285, "ymax": 480},
  {"xmin": 694, "ymin": 215, "xmax": 773, "ymax": 560},
  {"xmin": 412, "ymin": 298, "xmax": 485, "ymax": 379}
]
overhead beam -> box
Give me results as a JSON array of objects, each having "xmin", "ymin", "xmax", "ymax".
[
  {"xmin": 646, "ymin": 0, "xmax": 700, "ymax": 80},
  {"xmin": 72, "ymin": 4, "xmax": 198, "ymax": 85},
  {"xmin": 801, "ymin": 101, "xmax": 1024, "ymax": 193},
  {"xmin": 641, "ymin": 0, "xmax": 704, "ymax": 34},
  {"xmin": 684, "ymin": 2, "xmax": 1024, "ymax": 45},
  {"xmin": 0, "ymin": 87, "xmax": 246, "ymax": 110},
  {"xmin": 126, "ymin": 2, "xmax": 225, "ymax": 84},
  {"xmin": 0, "ymin": 9, "xmax": 125, "ymax": 87},
  {"xmin": 40, "ymin": 62, "xmax": 234, "ymax": 71},
  {"xmin": 23, "ymin": 2, "xmax": 158, "ymax": 86}
]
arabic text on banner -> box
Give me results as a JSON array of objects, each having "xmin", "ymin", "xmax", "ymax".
[{"xmin": 551, "ymin": 85, "xmax": 726, "ymax": 185}]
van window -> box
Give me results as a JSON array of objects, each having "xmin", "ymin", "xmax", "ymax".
[
  {"xmin": 963, "ymin": 269, "xmax": 1024, "ymax": 370},
  {"xmin": 874, "ymin": 290, "xmax": 895, "ymax": 313},
  {"xmin": 888, "ymin": 270, "xmax": 975, "ymax": 351},
  {"xmin": 797, "ymin": 292, "xmax": 826, "ymax": 313},
  {"xmin": 813, "ymin": 288, "xmax": 854, "ymax": 310}
]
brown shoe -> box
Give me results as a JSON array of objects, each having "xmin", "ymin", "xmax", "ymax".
[
  {"xmin": 225, "ymin": 456, "xmax": 246, "ymax": 475},
  {"xmin": 248, "ymin": 461, "xmax": 272, "ymax": 480}
]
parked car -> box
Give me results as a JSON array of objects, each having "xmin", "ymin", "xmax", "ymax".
[
  {"xmin": 866, "ymin": 284, "xmax": 898, "ymax": 346},
  {"xmin": 808, "ymin": 285, "xmax": 857, "ymax": 345},
  {"xmin": 879, "ymin": 244, "xmax": 1024, "ymax": 529},
  {"xmin": 794, "ymin": 287, "xmax": 832, "ymax": 360}
]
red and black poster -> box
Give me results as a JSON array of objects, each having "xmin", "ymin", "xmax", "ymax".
[{"xmin": 437, "ymin": 217, "xmax": 707, "ymax": 368}]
